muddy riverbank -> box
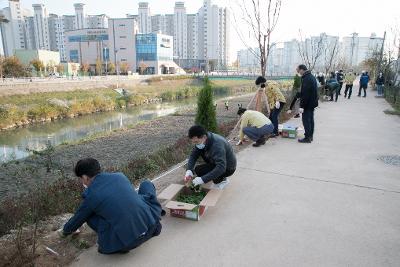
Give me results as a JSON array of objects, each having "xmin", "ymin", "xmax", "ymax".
[{"xmin": 0, "ymin": 94, "xmax": 253, "ymax": 199}]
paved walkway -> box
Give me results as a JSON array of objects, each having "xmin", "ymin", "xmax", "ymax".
[{"xmin": 71, "ymin": 91, "xmax": 400, "ymax": 267}]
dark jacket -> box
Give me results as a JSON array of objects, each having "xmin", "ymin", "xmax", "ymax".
[
  {"xmin": 376, "ymin": 76, "xmax": 385, "ymax": 85},
  {"xmin": 317, "ymin": 75, "xmax": 325, "ymax": 86},
  {"xmin": 326, "ymin": 77, "xmax": 340, "ymax": 91},
  {"xmin": 336, "ymin": 72, "xmax": 345, "ymax": 83},
  {"xmin": 63, "ymin": 173, "xmax": 161, "ymax": 254},
  {"xmin": 300, "ymin": 70, "xmax": 319, "ymax": 110},
  {"xmin": 187, "ymin": 132, "xmax": 237, "ymax": 183},
  {"xmin": 360, "ymin": 74, "xmax": 369, "ymax": 86}
]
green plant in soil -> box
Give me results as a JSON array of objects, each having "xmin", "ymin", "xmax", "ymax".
[
  {"xmin": 176, "ymin": 189, "xmax": 207, "ymax": 205},
  {"xmin": 195, "ymin": 77, "xmax": 218, "ymax": 132}
]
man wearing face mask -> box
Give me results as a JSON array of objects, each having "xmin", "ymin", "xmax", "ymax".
[
  {"xmin": 184, "ymin": 125, "xmax": 237, "ymax": 190},
  {"xmin": 60, "ymin": 158, "xmax": 163, "ymax": 254}
]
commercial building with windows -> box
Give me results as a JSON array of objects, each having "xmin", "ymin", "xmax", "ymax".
[
  {"xmin": 136, "ymin": 33, "xmax": 183, "ymax": 74},
  {"xmin": 108, "ymin": 18, "xmax": 139, "ymax": 73},
  {"xmin": 64, "ymin": 28, "xmax": 109, "ymax": 72}
]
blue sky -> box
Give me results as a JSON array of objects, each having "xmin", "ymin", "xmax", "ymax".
[{"xmin": 1, "ymin": 0, "xmax": 399, "ymax": 60}]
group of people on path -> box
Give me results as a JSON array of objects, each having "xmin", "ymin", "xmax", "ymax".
[
  {"xmin": 318, "ymin": 70, "xmax": 385, "ymax": 100},
  {"xmin": 58, "ymin": 63, "xmax": 321, "ymax": 255}
]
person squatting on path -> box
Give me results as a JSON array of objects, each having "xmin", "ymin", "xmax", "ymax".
[
  {"xmin": 296, "ymin": 64, "xmax": 319, "ymax": 143},
  {"xmin": 184, "ymin": 125, "xmax": 237, "ymax": 190},
  {"xmin": 265, "ymin": 80, "xmax": 286, "ymax": 137},
  {"xmin": 336, "ymin": 70, "xmax": 345, "ymax": 95},
  {"xmin": 236, "ymin": 106, "xmax": 274, "ymax": 147},
  {"xmin": 358, "ymin": 71, "xmax": 370, "ymax": 97},
  {"xmin": 60, "ymin": 158, "xmax": 163, "ymax": 254},
  {"xmin": 344, "ymin": 71, "xmax": 356, "ymax": 99},
  {"xmin": 375, "ymin": 72, "xmax": 385, "ymax": 97},
  {"xmin": 326, "ymin": 72, "xmax": 340, "ymax": 102}
]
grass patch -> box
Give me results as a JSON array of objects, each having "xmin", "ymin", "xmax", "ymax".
[
  {"xmin": 384, "ymin": 109, "xmax": 400, "ymax": 116},
  {"xmin": 0, "ymin": 78, "xmax": 256, "ymax": 130}
]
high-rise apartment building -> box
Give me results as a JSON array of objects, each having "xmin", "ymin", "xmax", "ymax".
[
  {"xmin": 174, "ymin": 2, "xmax": 187, "ymax": 60},
  {"xmin": 0, "ymin": 0, "xmax": 27, "ymax": 56},
  {"xmin": 32, "ymin": 4, "xmax": 50, "ymax": 50},
  {"xmin": 74, "ymin": 3, "xmax": 86, "ymax": 30},
  {"xmin": 138, "ymin": 2, "xmax": 151, "ymax": 34}
]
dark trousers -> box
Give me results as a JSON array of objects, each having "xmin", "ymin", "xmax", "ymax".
[
  {"xmin": 358, "ymin": 84, "xmax": 367, "ymax": 97},
  {"xmin": 338, "ymin": 82, "xmax": 343, "ymax": 94},
  {"xmin": 344, "ymin": 84, "xmax": 353, "ymax": 99},
  {"xmin": 269, "ymin": 102, "xmax": 285, "ymax": 134},
  {"xmin": 302, "ymin": 109, "xmax": 315, "ymax": 140},
  {"xmin": 329, "ymin": 88, "xmax": 340, "ymax": 101},
  {"xmin": 89, "ymin": 181, "xmax": 162, "ymax": 254},
  {"xmin": 243, "ymin": 124, "xmax": 274, "ymax": 142},
  {"xmin": 195, "ymin": 163, "xmax": 236, "ymax": 184}
]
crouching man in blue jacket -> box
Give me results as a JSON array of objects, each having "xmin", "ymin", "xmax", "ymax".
[{"xmin": 61, "ymin": 158, "xmax": 163, "ymax": 254}]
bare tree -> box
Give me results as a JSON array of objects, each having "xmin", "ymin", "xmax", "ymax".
[
  {"xmin": 297, "ymin": 31, "xmax": 324, "ymax": 71},
  {"xmin": 232, "ymin": 0, "xmax": 282, "ymax": 77},
  {"xmin": 323, "ymin": 37, "xmax": 340, "ymax": 75}
]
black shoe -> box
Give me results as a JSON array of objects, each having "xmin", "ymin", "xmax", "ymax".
[
  {"xmin": 294, "ymin": 114, "xmax": 300, "ymax": 118},
  {"xmin": 252, "ymin": 137, "xmax": 265, "ymax": 147},
  {"xmin": 269, "ymin": 133, "xmax": 279, "ymax": 138},
  {"xmin": 363, "ymin": 96, "xmax": 366, "ymax": 98},
  {"xmin": 259, "ymin": 137, "xmax": 266, "ymax": 145},
  {"xmin": 357, "ymin": 95, "xmax": 361, "ymax": 97},
  {"xmin": 298, "ymin": 138, "xmax": 312, "ymax": 143}
]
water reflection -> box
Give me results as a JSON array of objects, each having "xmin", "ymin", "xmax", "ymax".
[{"xmin": 0, "ymin": 97, "xmax": 207, "ymax": 162}]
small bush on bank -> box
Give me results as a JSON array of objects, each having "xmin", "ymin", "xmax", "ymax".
[{"xmin": 195, "ymin": 77, "xmax": 218, "ymax": 132}]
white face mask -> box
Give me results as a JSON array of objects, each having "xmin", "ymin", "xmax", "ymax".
[
  {"xmin": 83, "ymin": 184, "xmax": 88, "ymax": 189},
  {"xmin": 196, "ymin": 143, "xmax": 205, "ymax": 149}
]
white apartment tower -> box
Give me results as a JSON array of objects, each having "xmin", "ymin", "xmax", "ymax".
[
  {"xmin": 151, "ymin": 14, "xmax": 166, "ymax": 34},
  {"xmin": 74, "ymin": 3, "xmax": 86, "ymax": 29},
  {"xmin": 33, "ymin": 4, "xmax": 50, "ymax": 50},
  {"xmin": 187, "ymin": 14, "xmax": 198, "ymax": 60},
  {"xmin": 174, "ymin": 2, "xmax": 187, "ymax": 60},
  {"xmin": 342, "ymin": 33, "xmax": 384, "ymax": 67},
  {"xmin": 48, "ymin": 14, "xmax": 60, "ymax": 51},
  {"xmin": 0, "ymin": 0, "xmax": 27, "ymax": 56},
  {"xmin": 25, "ymin": 16, "xmax": 36, "ymax": 50},
  {"xmin": 138, "ymin": 2, "xmax": 151, "ymax": 34},
  {"xmin": 197, "ymin": 0, "xmax": 229, "ymax": 70}
]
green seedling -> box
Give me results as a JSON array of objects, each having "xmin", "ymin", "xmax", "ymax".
[{"xmin": 176, "ymin": 190, "xmax": 207, "ymax": 205}]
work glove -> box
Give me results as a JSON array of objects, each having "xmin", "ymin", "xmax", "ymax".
[
  {"xmin": 298, "ymin": 108, "xmax": 304, "ymax": 114},
  {"xmin": 236, "ymin": 140, "xmax": 243, "ymax": 146},
  {"xmin": 192, "ymin": 177, "xmax": 204, "ymax": 186},
  {"xmin": 57, "ymin": 228, "xmax": 80, "ymax": 238},
  {"xmin": 184, "ymin": 170, "xmax": 193, "ymax": 182},
  {"xmin": 286, "ymin": 110, "xmax": 292, "ymax": 114},
  {"xmin": 275, "ymin": 101, "xmax": 280, "ymax": 109}
]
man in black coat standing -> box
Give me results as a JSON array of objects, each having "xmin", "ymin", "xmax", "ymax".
[{"xmin": 296, "ymin": 64, "xmax": 319, "ymax": 143}]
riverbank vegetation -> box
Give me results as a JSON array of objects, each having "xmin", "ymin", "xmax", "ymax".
[{"xmin": 0, "ymin": 77, "xmax": 255, "ymax": 130}]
